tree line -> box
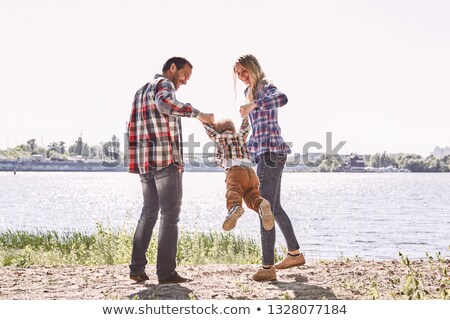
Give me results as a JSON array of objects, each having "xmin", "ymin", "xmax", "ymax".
[
  {"xmin": 8, "ymin": 136, "xmax": 121, "ymax": 161},
  {"xmin": 315, "ymin": 151, "xmax": 450, "ymax": 172},
  {"xmin": 4, "ymin": 140, "xmax": 450, "ymax": 172}
]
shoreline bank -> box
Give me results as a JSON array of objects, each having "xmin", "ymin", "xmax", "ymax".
[{"xmin": 1, "ymin": 259, "xmax": 448, "ymax": 300}]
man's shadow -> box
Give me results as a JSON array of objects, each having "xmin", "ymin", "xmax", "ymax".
[
  {"xmin": 272, "ymin": 273, "xmax": 337, "ymax": 300},
  {"xmin": 128, "ymin": 283, "xmax": 194, "ymax": 300}
]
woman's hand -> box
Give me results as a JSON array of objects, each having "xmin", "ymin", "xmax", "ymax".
[{"xmin": 240, "ymin": 102, "xmax": 256, "ymax": 117}]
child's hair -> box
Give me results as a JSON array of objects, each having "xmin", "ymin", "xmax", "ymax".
[{"xmin": 213, "ymin": 119, "xmax": 236, "ymax": 133}]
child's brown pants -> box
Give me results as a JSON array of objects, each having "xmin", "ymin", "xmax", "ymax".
[{"xmin": 225, "ymin": 165, "xmax": 264, "ymax": 212}]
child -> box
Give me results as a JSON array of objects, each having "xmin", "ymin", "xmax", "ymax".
[{"xmin": 203, "ymin": 116, "xmax": 274, "ymax": 231}]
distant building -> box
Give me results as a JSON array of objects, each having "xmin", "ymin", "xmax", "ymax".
[
  {"xmin": 343, "ymin": 154, "xmax": 365, "ymax": 172},
  {"xmin": 432, "ymin": 146, "xmax": 450, "ymax": 159}
]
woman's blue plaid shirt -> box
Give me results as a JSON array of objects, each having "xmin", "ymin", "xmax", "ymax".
[{"xmin": 247, "ymin": 80, "xmax": 292, "ymax": 161}]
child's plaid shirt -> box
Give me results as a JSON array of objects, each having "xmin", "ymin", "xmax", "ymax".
[
  {"xmin": 127, "ymin": 74, "xmax": 199, "ymax": 174},
  {"xmin": 203, "ymin": 117, "xmax": 251, "ymax": 168}
]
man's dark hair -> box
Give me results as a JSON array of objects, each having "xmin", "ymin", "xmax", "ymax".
[{"xmin": 162, "ymin": 57, "xmax": 193, "ymax": 72}]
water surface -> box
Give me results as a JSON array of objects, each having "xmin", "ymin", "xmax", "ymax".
[{"xmin": 1, "ymin": 172, "xmax": 449, "ymax": 260}]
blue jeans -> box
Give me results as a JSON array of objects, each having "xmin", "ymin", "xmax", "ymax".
[
  {"xmin": 129, "ymin": 163, "xmax": 183, "ymax": 279},
  {"xmin": 257, "ymin": 152, "xmax": 300, "ymax": 265}
]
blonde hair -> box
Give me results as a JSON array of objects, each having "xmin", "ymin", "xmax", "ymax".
[
  {"xmin": 214, "ymin": 119, "xmax": 236, "ymax": 133},
  {"xmin": 233, "ymin": 54, "xmax": 266, "ymax": 102}
]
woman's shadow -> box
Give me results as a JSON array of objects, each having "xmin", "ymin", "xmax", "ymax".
[{"xmin": 272, "ymin": 273, "xmax": 337, "ymax": 300}]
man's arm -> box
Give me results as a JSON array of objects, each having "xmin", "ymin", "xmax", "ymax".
[
  {"xmin": 154, "ymin": 78, "xmax": 199, "ymax": 117},
  {"xmin": 154, "ymin": 78, "xmax": 214, "ymax": 124}
]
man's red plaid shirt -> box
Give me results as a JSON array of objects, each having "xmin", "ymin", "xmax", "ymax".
[{"xmin": 127, "ymin": 74, "xmax": 199, "ymax": 174}]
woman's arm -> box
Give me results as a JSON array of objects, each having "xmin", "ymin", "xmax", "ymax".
[
  {"xmin": 240, "ymin": 103, "xmax": 256, "ymax": 117},
  {"xmin": 254, "ymin": 84, "xmax": 288, "ymax": 110}
]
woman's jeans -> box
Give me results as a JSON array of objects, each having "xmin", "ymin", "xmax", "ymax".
[
  {"xmin": 257, "ymin": 152, "xmax": 300, "ymax": 265},
  {"xmin": 129, "ymin": 163, "xmax": 182, "ymax": 279}
]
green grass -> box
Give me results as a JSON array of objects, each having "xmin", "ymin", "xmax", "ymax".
[
  {"xmin": 0, "ymin": 149, "xmax": 31, "ymax": 160},
  {"xmin": 0, "ymin": 223, "xmax": 275, "ymax": 267}
]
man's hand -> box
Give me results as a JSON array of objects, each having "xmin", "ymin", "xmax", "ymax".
[
  {"xmin": 198, "ymin": 112, "xmax": 215, "ymax": 124},
  {"xmin": 240, "ymin": 102, "xmax": 256, "ymax": 117}
]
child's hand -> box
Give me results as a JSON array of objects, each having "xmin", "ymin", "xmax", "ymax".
[{"xmin": 198, "ymin": 112, "xmax": 215, "ymax": 124}]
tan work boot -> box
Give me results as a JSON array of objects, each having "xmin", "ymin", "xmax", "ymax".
[
  {"xmin": 275, "ymin": 252, "xmax": 306, "ymax": 270},
  {"xmin": 252, "ymin": 266, "xmax": 277, "ymax": 281},
  {"xmin": 258, "ymin": 199, "xmax": 275, "ymax": 230},
  {"xmin": 222, "ymin": 205, "xmax": 245, "ymax": 231}
]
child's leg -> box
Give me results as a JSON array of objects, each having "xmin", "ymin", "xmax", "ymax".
[
  {"xmin": 244, "ymin": 167, "xmax": 274, "ymax": 230},
  {"xmin": 244, "ymin": 187, "xmax": 263, "ymax": 212},
  {"xmin": 223, "ymin": 167, "xmax": 248, "ymax": 231},
  {"xmin": 225, "ymin": 167, "xmax": 246, "ymax": 210},
  {"xmin": 243, "ymin": 167, "xmax": 264, "ymax": 212}
]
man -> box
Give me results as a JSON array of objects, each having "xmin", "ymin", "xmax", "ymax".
[{"xmin": 127, "ymin": 57, "xmax": 214, "ymax": 284}]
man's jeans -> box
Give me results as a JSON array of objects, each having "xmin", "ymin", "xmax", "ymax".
[
  {"xmin": 257, "ymin": 152, "xmax": 300, "ymax": 265},
  {"xmin": 129, "ymin": 163, "xmax": 182, "ymax": 279}
]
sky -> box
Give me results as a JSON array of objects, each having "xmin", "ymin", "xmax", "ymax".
[{"xmin": 1, "ymin": 0, "xmax": 449, "ymax": 156}]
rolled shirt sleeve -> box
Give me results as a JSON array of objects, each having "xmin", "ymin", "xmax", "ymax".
[
  {"xmin": 155, "ymin": 78, "xmax": 200, "ymax": 117},
  {"xmin": 254, "ymin": 84, "xmax": 288, "ymax": 111}
]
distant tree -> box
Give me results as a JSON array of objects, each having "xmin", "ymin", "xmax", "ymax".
[
  {"xmin": 68, "ymin": 144, "xmax": 76, "ymax": 156},
  {"xmin": 394, "ymin": 153, "xmax": 422, "ymax": 170},
  {"xmin": 424, "ymin": 156, "xmax": 436, "ymax": 172},
  {"xmin": 405, "ymin": 158, "xmax": 426, "ymax": 172},
  {"xmin": 363, "ymin": 154, "xmax": 371, "ymax": 165},
  {"xmin": 379, "ymin": 151, "xmax": 394, "ymax": 167},
  {"xmin": 46, "ymin": 141, "xmax": 67, "ymax": 159},
  {"xmin": 75, "ymin": 137, "xmax": 83, "ymax": 156},
  {"xmin": 369, "ymin": 153, "xmax": 380, "ymax": 167},
  {"xmin": 27, "ymin": 139, "xmax": 37, "ymax": 153},
  {"xmin": 103, "ymin": 135, "xmax": 120, "ymax": 160},
  {"xmin": 442, "ymin": 155, "xmax": 450, "ymax": 165},
  {"xmin": 59, "ymin": 141, "xmax": 66, "ymax": 155},
  {"xmin": 69, "ymin": 139, "xmax": 99, "ymax": 159},
  {"xmin": 316, "ymin": 155, "xmax": 342, "ymax": 172},
  {"xmin": 440, "ymin": 156, "xmax": 450, "ymax": 172},
  {"xmin": 81, "ymin": 143, "xmax": 90, "ymax": 158},
  {"xmin": 14, "ymin": 144, "xmax": 27, "ymax": 152},
  {"xmin": 89, "ymin": 146, "xmax": 98, "ymax": 159},
  {"xmin": 46, "ymin": 142, "xmax": 58, "ymax": 156}
]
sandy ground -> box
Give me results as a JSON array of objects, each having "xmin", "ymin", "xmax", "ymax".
[{"xmin": 0, "ymin": 260, "xmax": 448, "ymax": 300}]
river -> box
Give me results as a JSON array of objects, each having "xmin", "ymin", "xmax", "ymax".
[{"xmin": 1, "ymin": 172, "xmax": 449, "ymax": 260}]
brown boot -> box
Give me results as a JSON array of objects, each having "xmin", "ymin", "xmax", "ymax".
[
  {"xmin": 222, "ymin": 205, "xmax": 245, "ymax": 231},
  {"xmin": 275, "ymin": 252, "xmax": 305, "ymax": 270},
  {"xmin": 158, "ymin": 272, "xmax": 192, "ymax": 285},
  {"xmin": 130, "ymin": 272, "xmax": 150, "ymax": 283},
  {"xmin": 252, "ymin": 266, "xmax": 277, "ymax": 281},
  {"xmin": 258, "ymin": 199, "xmax": 274, "ymax": 230}
]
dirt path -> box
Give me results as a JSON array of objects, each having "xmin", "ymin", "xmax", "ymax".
[{"xmin": 0, "ymin": 260, "xmax": 448, "ymax": 300}]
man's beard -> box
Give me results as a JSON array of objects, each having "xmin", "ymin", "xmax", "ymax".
[{"xmin": 170, "ymin": 72, "xmax": 179, "ymax": 90}]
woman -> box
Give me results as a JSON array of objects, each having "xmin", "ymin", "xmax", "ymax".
[{"xmin": 234, "ymin": 54, "xmax": 305, "ymax": 281}]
